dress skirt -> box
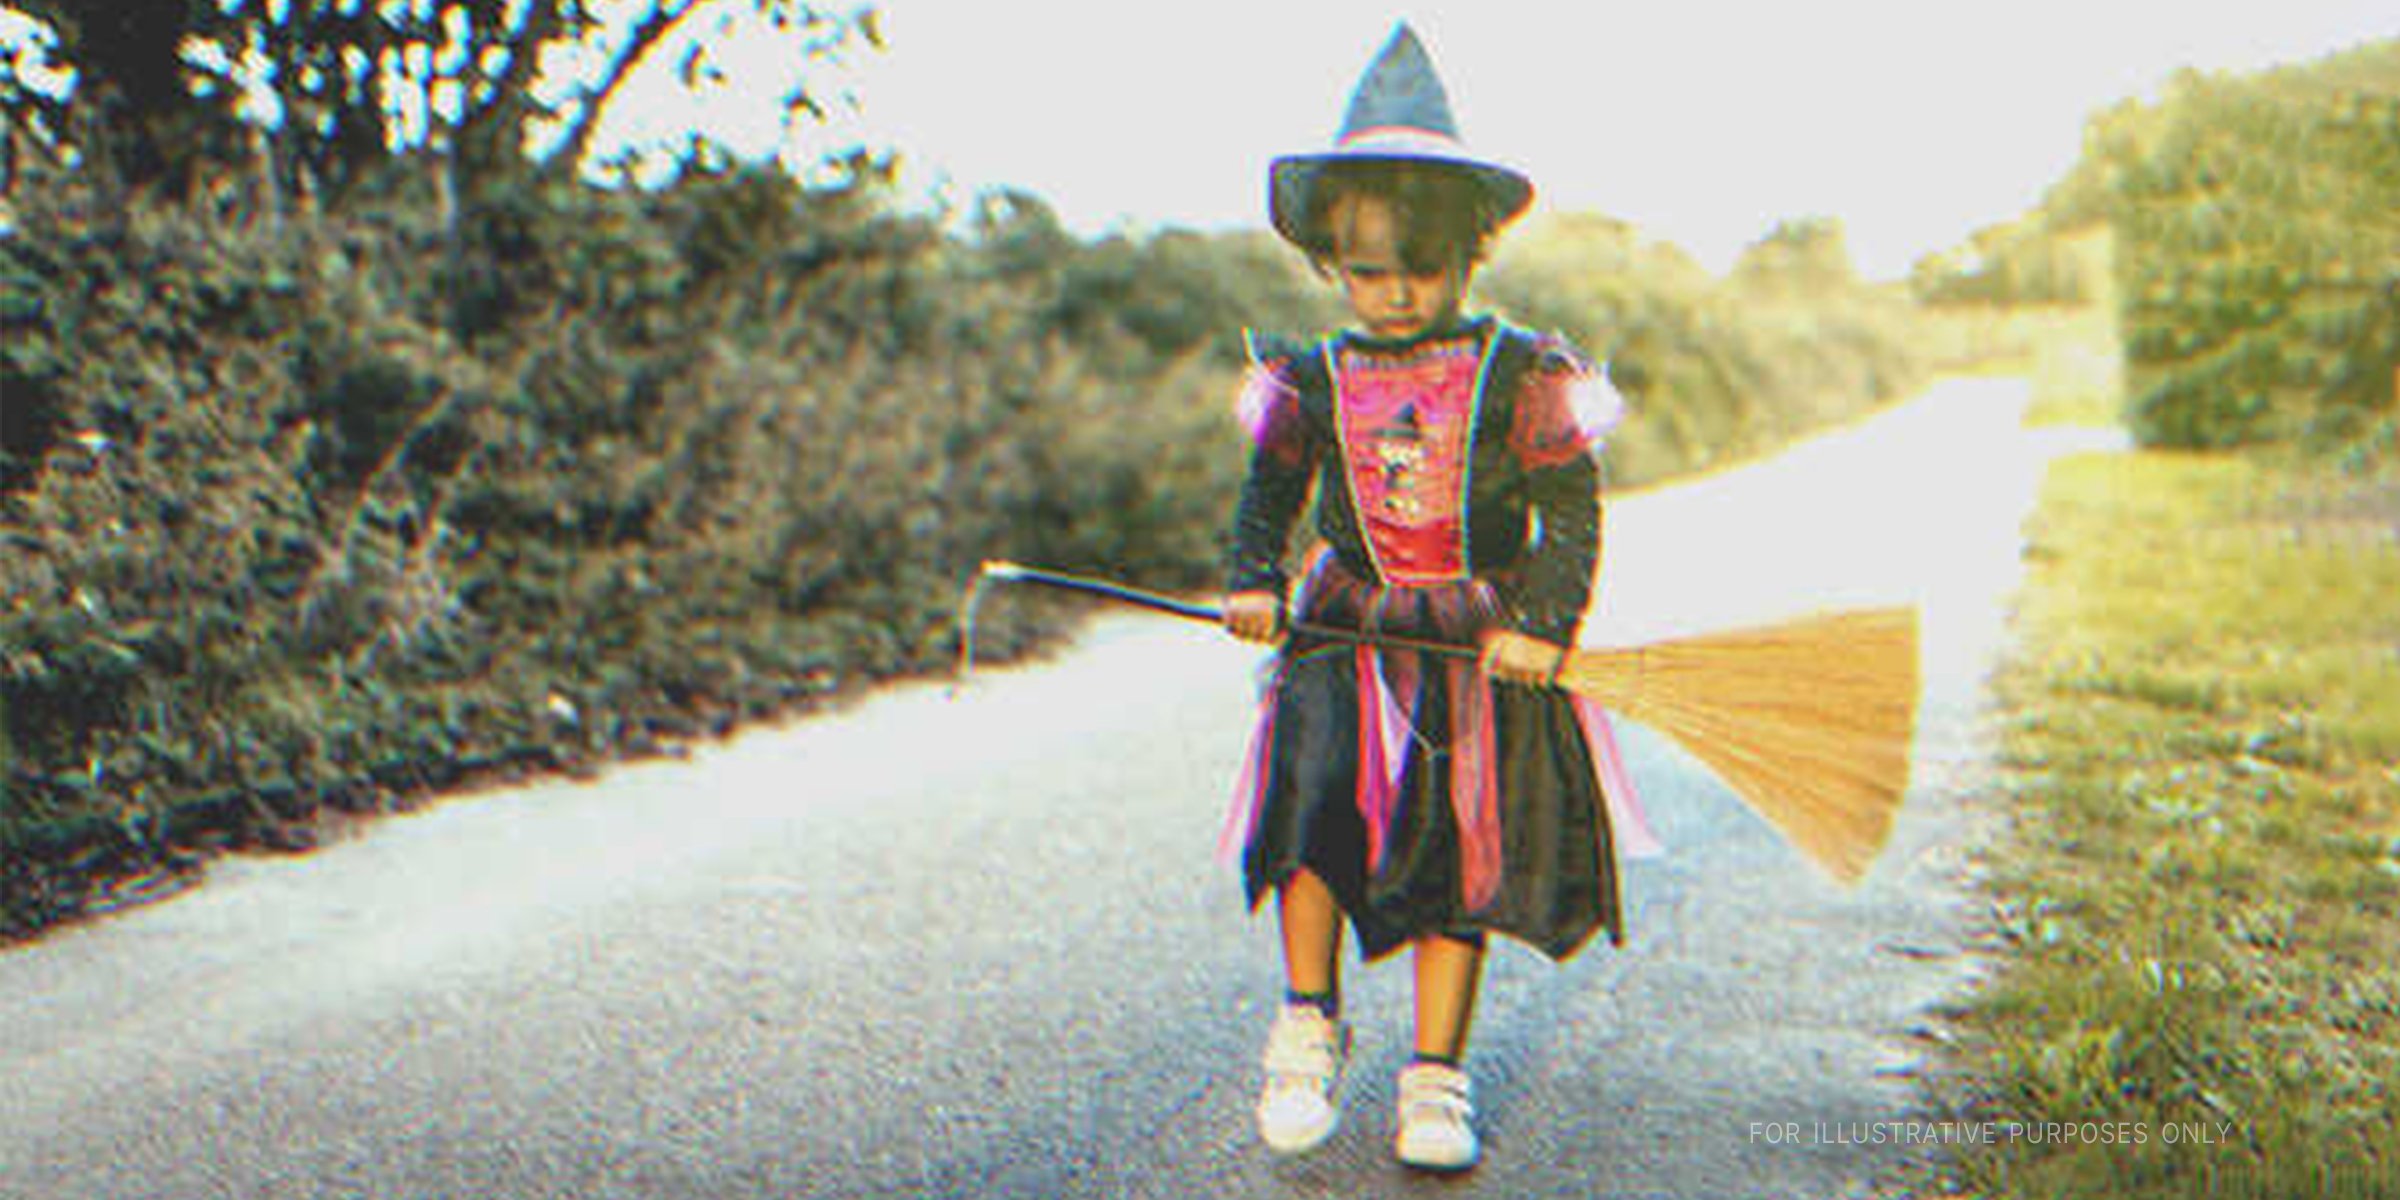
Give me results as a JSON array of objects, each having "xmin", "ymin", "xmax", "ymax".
[{"xmin": 1230, "ymin": 553, "xmax": 1625, "ymax": 962}]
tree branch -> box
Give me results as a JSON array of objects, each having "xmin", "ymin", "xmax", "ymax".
[{"xmin": 548, "ymin": 0, "xmax": 704, "ymax": 176}]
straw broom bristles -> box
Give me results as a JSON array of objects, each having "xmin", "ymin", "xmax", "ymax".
[{"xmin": 1560, "ymin": 606, "xmax": 1921, "ymax": 884}]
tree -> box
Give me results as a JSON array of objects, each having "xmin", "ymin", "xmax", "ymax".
[
  {"xmin": 0, "ymin": 1, "xmax": 878, "ymax": 200},
  {"xmin": 3, "ymin": 1, "xmax": 227, "ymax": 194},
  {"xmin": 1731, "ymin": 217, "xmax": 1857, "ymax": 294}
]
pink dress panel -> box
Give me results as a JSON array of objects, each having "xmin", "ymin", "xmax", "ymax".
[{"xmin": 1330, "ymin": 341, "xmax": 1483, "ymax": 585}]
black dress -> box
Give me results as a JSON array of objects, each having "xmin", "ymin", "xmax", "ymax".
[{"xmin": 1224, "ymin": 315, "xmax": 1630, "ymax": 962}]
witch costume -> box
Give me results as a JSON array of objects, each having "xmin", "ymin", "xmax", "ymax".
[
  {"xmin": 1218, "ymin": 28, "xmax": 1656, "ymax": 965},
  {"xmin": 1221, "ymin": 314, "xmax": 1658, "ymax": 961}
]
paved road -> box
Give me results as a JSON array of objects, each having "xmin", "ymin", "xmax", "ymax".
[{"xmin": 0, "ymin": 379, "xmax": 2114, "ymax": 1199}]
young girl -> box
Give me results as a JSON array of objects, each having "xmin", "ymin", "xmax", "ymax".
[{"xmin": 1219, "ymin": 24, "xmax": 1640, "ymax": 1173}]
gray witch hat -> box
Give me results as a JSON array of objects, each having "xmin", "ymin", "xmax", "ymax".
[{"xmin": 1268, "ymin": 24, "xmax": 1534, "ymax": 247}]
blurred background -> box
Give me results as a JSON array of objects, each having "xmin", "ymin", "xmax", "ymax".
[{"xmin": 1, "ymin": 0, "xmax": 2393, "ymax": 920}]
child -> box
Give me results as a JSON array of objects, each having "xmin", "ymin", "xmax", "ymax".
[{"xmin": 1219, "ymin": 24, "xmax": 1637, "ymax": 1173}]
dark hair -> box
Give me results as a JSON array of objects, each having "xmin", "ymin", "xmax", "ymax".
[{"xmin": 1294, "ymin": 159, "xmax": 1502, "ymax": 275}]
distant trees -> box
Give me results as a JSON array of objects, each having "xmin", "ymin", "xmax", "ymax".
[
  {"xmin": 1731, "ymin": 217, "xmax": 1856, "ymax": 295},
  {"xmin": 1909, "ymin": 220, "xmax": 2107, "ymax": 308},
  {"xmin": 1481, "ymin": 212, "xmax": 1931, "ymax": 485},
  {"xmin": 1908, "ymin": 41, "xmax": 2399, "ymax": 455},
  {"xmin": 0, "ymin": 0, "xmax": 878, "ymax": 200}
]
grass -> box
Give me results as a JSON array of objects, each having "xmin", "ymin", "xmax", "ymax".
[{"xmin": 1913, "ymin": 446, "xmax": 2400, "ymax": 1198}]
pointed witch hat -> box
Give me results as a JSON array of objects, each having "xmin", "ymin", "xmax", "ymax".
[{"xmin": 1268, "ymin": 23, "xmax": 1534, "ymax": 247}]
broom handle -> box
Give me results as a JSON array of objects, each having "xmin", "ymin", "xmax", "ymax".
[{"xmin": 980, "ymin": 561, "xmax": 1479, "ymax": 660}]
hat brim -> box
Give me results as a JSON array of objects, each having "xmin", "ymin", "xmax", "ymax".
[{"xmin": 1268, "ymin": 137, "xmax": 1533, "ymax": 249}]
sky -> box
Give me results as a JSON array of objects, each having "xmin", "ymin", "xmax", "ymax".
[
  {"xmin": 610, "ymin": 0, "xmax": 2388, "ymax": 280},
  {"xmin": 4, "ymin": 2, "xmax": 2380, "ymax": 278}
]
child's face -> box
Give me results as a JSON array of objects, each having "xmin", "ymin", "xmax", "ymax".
[{"xmin": 1328, "ymin": 194, "xmax": 1465, "ymax": 342}]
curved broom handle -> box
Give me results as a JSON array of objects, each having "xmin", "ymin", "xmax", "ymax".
[{"xmin": 979, "ymin": 561, "xmax": 1478, "ymax": 659}]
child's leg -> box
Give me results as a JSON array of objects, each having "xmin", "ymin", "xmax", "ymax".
[
  {"xmin": 1396, "ymin": 932, "xmax": 1486, "ymax": 1171},
  {"xmin": 1277, "ymin": 869, "xmax": 1343, "ymax": 1005},
  {"xmin": 1409, "ymin": 932, "xmax": 1485, "ymax": 1061},
  {"xmin": 1258, "ymin": 869, "xmax": 1350, "ymax": 1154}
]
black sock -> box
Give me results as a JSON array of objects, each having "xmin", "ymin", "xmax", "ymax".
[
  {"xmin": 1285, "ymin": 988, "xmax": 1340, "ymax": 1018},
  {"xmin": 1411, "ymin": 1050, "xmax": 1463, "ymax": 1069}
]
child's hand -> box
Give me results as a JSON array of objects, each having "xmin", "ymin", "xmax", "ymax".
[
  {"xmin": 1479, "ymin": 630, "xmax": 1569, "ymax": 687},
  {"xmin": 1224, "ymin": 591, "xmax": 1284, "ymax": 644}
]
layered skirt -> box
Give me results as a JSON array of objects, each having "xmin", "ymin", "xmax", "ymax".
[{"xmin": 1223, "ymin": 553, "xmax": 1652, "ymax": 961}]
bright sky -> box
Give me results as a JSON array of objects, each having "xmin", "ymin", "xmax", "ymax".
[
  {"xmin": 632, "ymin": 0, "xmax": 2383, "ymax": 280},
  {"xmin": 10, "ymin": 1, "xmax": 2371, "ymax": 279}
]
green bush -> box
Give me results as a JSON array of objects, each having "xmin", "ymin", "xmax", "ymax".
[
  {"xmin": 2088, "ymin": 43, "xmax": 2400, "ymax": 453},
  {"xmin": 1480, "ymin": 213, "xmax": 1933, "ymax": 486},
  {"xmin": 0, "ymin": 162, "xmax": 1279, "ymax": 931}
]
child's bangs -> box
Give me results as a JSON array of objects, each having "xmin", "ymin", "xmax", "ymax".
[{"xmin": 1309, "ymin": 160, "xmax": 1495, "ymax": 270}]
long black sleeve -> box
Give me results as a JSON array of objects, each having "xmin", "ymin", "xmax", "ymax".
[
  {"xmin": 1508, "ymin": 455, "xmax": 1601, "ymax": 644},
  {"xmin": 1225, "ymin": 439, "xmax": 1314, "ymax": 596}
]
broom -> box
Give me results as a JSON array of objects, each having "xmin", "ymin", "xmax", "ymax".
[
  {"xmin": 961, "ymin": 561, "xmax": 1919, "ymax": 885},
  {"xmin": 1556, "ymin": 607, "xmax": 1918, "ymax": 884}
]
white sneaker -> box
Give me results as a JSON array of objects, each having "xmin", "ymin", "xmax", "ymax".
[
  {"xmin": 1255, "ymin": 1003, "xmax": 1350, "ymax": 1153},
  {"xmin": 1394, "ymin": 1061, "xmax": 1478, "ymax": 1172}
]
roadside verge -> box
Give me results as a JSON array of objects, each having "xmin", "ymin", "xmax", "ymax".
[{"xmin": 1917, "ymin": 450, "xmax": 2400, "ymax": 1198}]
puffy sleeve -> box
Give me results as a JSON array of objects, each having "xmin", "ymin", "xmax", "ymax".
[
  {"xmin": 1509, "ymin": 338, "xmax": 1627, "ymax": 468},
  {"xmin": 1505, "ymin": 336, "xmax": 1626, "ymax": 644},
  {"xmin": 1233, "ymin": 340, "xmax": 1311, "ymax": 467},
  {"xmin": 1224, "ymin": 334, "xmax": 1322, "ymax": 596}
]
